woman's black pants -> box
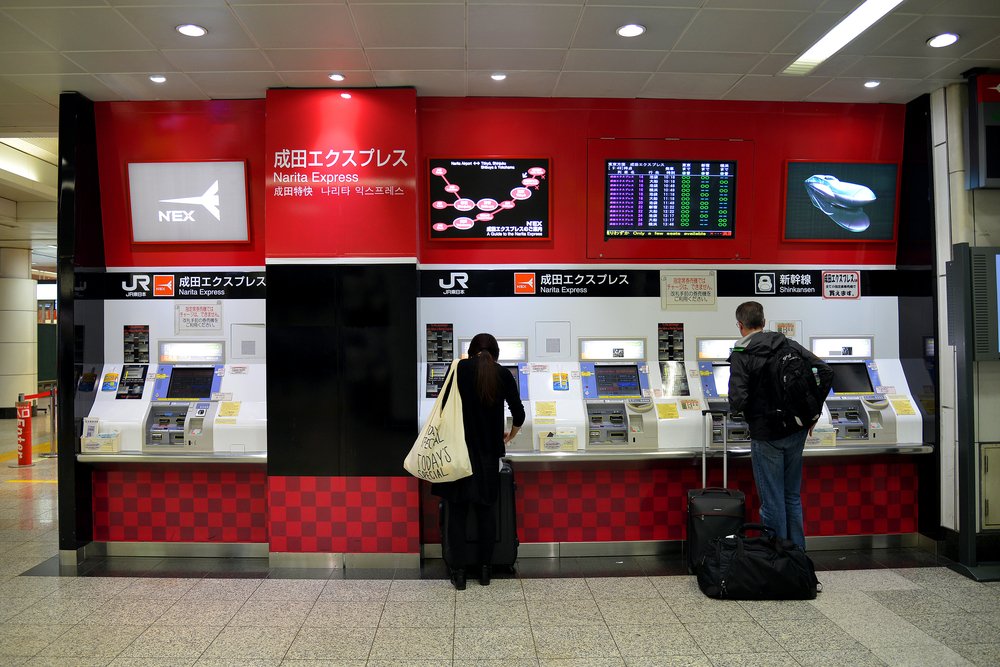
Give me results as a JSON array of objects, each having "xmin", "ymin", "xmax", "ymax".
[{"xmin": 446, "ymin": 500, "xmax": 496, "ymax": 567}]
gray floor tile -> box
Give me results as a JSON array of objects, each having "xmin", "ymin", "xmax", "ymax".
[
  {"xmin": 109, "ymin": 658, "xmax": 197, "ymax": 666},
  {"xmin": 522, "ymin": 579, "xmax": 595, "ymax": 602},
  {"xmin": 154, "ymin": 598, "xmax": 244, "ymax": 627},
  {"xmin": 118, "ymin": 625, "xmax": 222, "ymax": 658},
  {"xmin": 623, "ymin": 657, "xmax": 710, "ymax": 667},
  {"xmin": 303, "ymin": 598, "xmax": 384, "ymax": 627},
  {"xmin": 665, "ymin": 594, "xmax": 754, "ymax": 624},
  {"xmin": 118, "ymin": 578, "xmax": 198, "ymax": 600},
  {"xmin": 703, "ymin": 653, "xmax": 799, "ymax": 666},
  {"xmin": 456, "ymin": 597, "xmax": 530, "ymax": 627},
  {"xmin": 200, "ymin": 626, "xmax": 297, "ymax": 661},
  {"xmin": 0, "ymin": 575, "xmax": 63, "ymax": 598},
  {"xmin": 532, "ymin": 625, "xmax": 620, "ymax": 660},
  {"xmin": 249, "ymin": 578, "xmax": 326, "ymax": 602},
  {"xmin": 528, "ymin": 598, "xmax": 604, "ymax": 626},
  {"xmin": 37, "ymin": 624, "xmax": 147, "ymax": 658},
  {"xmin": 760, "ymin": 618, "xmax": 864, "ymax": 652},
  {"xmin": 284, "ymin": 626, "xmax": 376, "ymax": 660},
  {"xmin": 817, "ymin": 570, "xmax": 923, "ymax": 593},
  {"xmin": 78, "ymin": 595, "xmax": 174, "ymax": 626},
  {"xmin": 454, "ymin": 626, "xmax": 537, "ymax": 660},
  {"xmin": 835, "ymin": 614, "xmax": 942, "ymax": 649},
  {"xmin": 537, "ymin": 659, "xmax": 623, "ymax": 667},
  {"xmin": 281, "ymin": 660, "xmax": 365, "ymax": 667},
  {"xmin": 182, "ymin": 578, "xmax": 262, "ymax": 601},
  {"xmin": 865, "ymin": 589, "xmax": 964, "ymax": 618},
  {"xmin": 0, "ymin": 594, "xmax": 46, "ymax": 622},
  {"xmin": 455, "ymin": 659, "xmax": 539, "ymax": 667},
  {"xmin": 454, "ymin": 578, "xmax": 525, "ymax": 603},
  {"xmin": 321, "ymin": 579, "xmax": 391, "ymax": 601},
  {"xmin": 684, "ymin": 621, "xmax": 784, "ymax": 654},
  {"xmin": 609, "ymin": 624, "xmax": 702, "ymax": 657},
  {"xmin": 0, "ymin": 623, "xmax": 73, "ymax": 658},
  {"xmin": 934, "ymin": 586, "xmax": 1000, "ymax": 614},
  {"xmin": 386, "ymin": 579, "xmax": 456, "ymax": 603},
  {"xmin": 379, "ymin": 599, "xmax": 456, "ymax": 627},
  {"xmin": 47, "ymin": 576, "xmax": 133, "ymax": 599},
  {"xmin": 890, "ymin": 567, "xmax": 985, "ymax": 590},
  {"xmin": 19, "ymin": 657, "xmax": 112, "ymax": 666},
  {"xmin": 195, "ymin": 660, "xmax": 282, "ymax": 667},
  {"xmin": 737, "ymin": 599, "xmax": 827, "ymax": 621},
  {"xmin": 228, "ymin": 598, "xmax": 314, "ymax": 627},
  {"xmin": 596, "ymin": 597, "xmax": 680, "ymax": 625},
  {"xmin": 870, "ymin": 643, "xmax": 974, "ymax": 667},
  {"xmin": 369, "ymin": 626, "xmax": 454, "ymax": 660},
  {"xmin": 906, "ymin": 612, "xmax": 1000, "ymax": 646},
  {"xmin": 788, "ymin": 648, "xmax": 888, "ymax": 667},
  {"xmin": 952, "ymin": 642, "xmax": 1000, "ymax": 667},
  {"xmin": 585, "ymin": 577, "xmax": 659, "ymax": 600},
  {"xmin": 10, "ymin": 596, "xmax": 105, "ymax": 625},
  {"xmin": 366, "ymin": 661, "xmax": 450, "ymax": 667}
]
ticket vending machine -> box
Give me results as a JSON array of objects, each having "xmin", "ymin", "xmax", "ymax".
[
  {"xmin": 579, "ymin": 338, "xmax": 657, "ymax": 451},
  {"xmin": 695, "ymin": 337, "xmax": 751, "ymax": 445},
  {"xmin": 457, "ymin": 337, "xmax": 533, "ymax": 452},
  {"xmin": 810, "ymin": 336, "xmax": 920, "ymax": 445}
]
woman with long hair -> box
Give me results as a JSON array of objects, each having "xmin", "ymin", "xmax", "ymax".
[{"xmin": 432, "ymin": 332, "xmax": 525, "ymax": 590}]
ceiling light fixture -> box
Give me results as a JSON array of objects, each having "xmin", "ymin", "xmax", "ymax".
[
  {"xmin": 176, "ymin": 24, "xmax": 207, "ymax": 37},
  {"xmin": 340, "ymin": 92, "xmax": 352, "ymax": 99},
  {"xmin": 149, "ymin": 75, "xmax": 167, "ymax": 84},
  {"xmin": 864, "ymin": 80, "xmax": 881, "ymax": 88},
  {"xmin": 782, "ymin": 0, "xmax": 904, "ymax": 75},
  {"xmin": 328, "ymin": 73, "xmax": 345, "ymax": 82},
  {"xmin": 491, "ymin": 73, "xmax": 507, "ymax": 81},
  {"xmin": 616, "ymin": 24, "xmax": 646, "ymax": 38},
  {"xmin": 927, "ymin": 32, "xmax": 959, "ymax": 48}
]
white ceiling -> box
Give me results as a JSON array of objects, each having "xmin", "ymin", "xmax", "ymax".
[{"xmin": 1, "ymin": 0, "xmax": 999, "ymax": 272}]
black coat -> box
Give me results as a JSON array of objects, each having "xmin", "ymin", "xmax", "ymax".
[{"xmin": 432, "ymin": 358, "xmax": 525, "ymax": 505}]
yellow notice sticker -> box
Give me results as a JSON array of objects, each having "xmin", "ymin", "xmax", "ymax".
[
  {"xmin": 218, "ymin": 402, "xmax": 241, "ymax": 417},
  {"xmin": 656, "ymin": 402, "xmax": 680, "ymax": 420},
  {"xmin": 535, "ymin": 401, "xmax": 557, "ymax": 417},
  {"xmin": 890, "ymin": 397, "xmax": 916, "ymax": 415}
]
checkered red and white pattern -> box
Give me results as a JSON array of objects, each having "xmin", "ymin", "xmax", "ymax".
[
  {"xmin": 420, "ymin": 458, "xmax": 918, "ymax": 544},
  {"xmin": 92, "ymin": 468, "xmax": 268, "ymax": 542},
  {"xmin": 269, "ymin": 476, "xmax": 420, "ymax": 554}
]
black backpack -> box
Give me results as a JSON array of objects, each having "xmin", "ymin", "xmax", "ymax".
[{"xmin": 768, "ymin": 340, "xmax": 832, "ymax": 431}]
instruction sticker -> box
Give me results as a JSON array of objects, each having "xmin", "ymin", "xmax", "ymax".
[{"xmin": 656, "ymin": 402, "xmax": 680, "ymax": 420}]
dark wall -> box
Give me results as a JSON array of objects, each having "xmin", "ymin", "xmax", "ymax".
[{"xmin": 266, "ymin": 263, "xmax": 417, "ymax": 477}]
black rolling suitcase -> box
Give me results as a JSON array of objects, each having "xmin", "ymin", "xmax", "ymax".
[
  {"xmin": 440, "ymin": 459, "xmax": 519, "ymax": 570},
  {"xmin": 687, "ymin": 409, "xmax": 746, "ymax": 573}
]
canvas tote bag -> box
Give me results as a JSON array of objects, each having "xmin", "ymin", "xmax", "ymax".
[{"xmin": 403, "ymin": 359, "xmax": 473, "ymax": 483}]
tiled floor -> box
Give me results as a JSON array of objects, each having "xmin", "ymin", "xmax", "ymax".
[{"xmin": 2, "ymin": 420, "xmax": 999, "ymax": 666}]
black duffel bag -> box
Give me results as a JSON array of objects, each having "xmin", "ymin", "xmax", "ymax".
[{"xmin": 697, "ymin": 523, "xmax": 820, "ymax": 600}]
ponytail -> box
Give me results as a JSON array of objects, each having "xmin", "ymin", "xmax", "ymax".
[{"xmin": 468, "ymin": 332, "xmax": 502, "ymax": 405}]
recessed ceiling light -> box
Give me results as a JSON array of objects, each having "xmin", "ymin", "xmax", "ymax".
[
  {"xmin": 328, "ymin": 73, "xmax": 345, "ymax": 82},
  {"xmin": 782, "ymin": 0, "xmax": 904, "ymax": 75},
  {"xmin": 864, "ymin": 80, "xmax": 881, "ymax": 88},
  {"xmin": 616, "ymin": 24, "xmax": 646, "ymax": 38},
  {"xmin": 149, "ymin": 74, "xmax": 167, "ymax": 84},
  {"xmin": 491, "ymin": 73, "xmax": 507, "ymax": 81},
  {"xmin": 340, "ymin": 92, "xmax": 352, "ymax": 99},
  {"xmin": 927, "ymin": 32, "xmax": 958, "ymax": 48},
  {"xmin": 176, "ymin": 24, "xmax": 207, "ymax": 37}
]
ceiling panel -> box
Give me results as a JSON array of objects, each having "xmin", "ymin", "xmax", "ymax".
[
  {"xmin": 0, "ymin": 53, "xmax": 81, "ymax": 75},
  {"xmin": 723, "ymin": 73, "xmax": 832, "ymax": 101},
  {"xmin": 185, "ymin": 71, "xmax": 284, "ymax": 98},
  {"xmin": 842, "ymin": 55, "xmax": 961, "ymax": 80},
  {"xmin": 926, "ymin": 0, "xmax": 1000, "ymax": 17},
  {"xmin": 264, "ymin": 49, "xmax": 369, "ymax": 71},
  {"xmin": 279, "ymin": 70, "xmax": 377, "ymax": 88},
  {"xmin": 873, "ymin": 16, "xmax": 1000, "ymax": 58},
  {"xmin": 365, "ymin": 49, "xmax": 465, "ymax": 71},
  {"xmin": 373, "ymin": 70, "xmax": 467, "ymax": 96},
  {"xmin": 0, "ymin": 78, "xmax": 47, "ymax": 104},
  {"xmin": 3, "ymin": 7, "xmax": 154, "ymax": 51},
  {"xmin": 563, "ymin": 49, "xmax": 664, "ymax": 73},
  {"xmin": 0, "ymin": 13, "xmax": 57, "ymax": 51},
  {"xmin": 640, "ymin": 72, "xmax": 741, "ymax": 100},
  {"xmin": 553, "ymin": 71, "xmax": 650, "ymax": 98},
  {"xmin": 96, "ymin": 72, "xmax": 208, "ymax": 101},
  {"xmin": 64, "ymin": 51, "xmax": 174, "ymax": 74},
  {"xmin": 467, "ymin": 49, "xmax": 567, "ymax": 71},
  {"xmin": 0, "ymin": 103, "xmax": 59, "ymax": 133},
  {"xmin": 965, "ymin": 39, "xmax": 1000, "ymax": 60},
  {"xmin": 163, "ymin": 49, "xmax": 275, "ymax": 73},
  {"xmin": 660, "ymin": 52, "xmax": 765, "ymax": 75},
  {"xmin": 2, "ymin": 73, "xmax": 122, "ymax": 105},
  {"xmin": 468, "ymin": 4, "xmax": 582, "ymax": 49},
  {"xmin": 351, "ymin": 5, "xmax": 465, "ymax": 49},
  {"xmin": 467, "ymin": 70, "xmax": 559, "ymax": 97},
  {"xmin": 571, "ymin": 6, "xmax": 697, "ymax": 50},
  {"xmin": 673, "ymin": 9, "xmax": 809, "ymax": 53},
  {"xmin": 232, "ymin": 4, "xmax": 361, "ymax": 49},
  {"xmin": 116, "ymin": 7, "xmax": 256, "ymax": 50}
]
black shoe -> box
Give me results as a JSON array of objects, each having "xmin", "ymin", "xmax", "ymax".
[
  {"xmin": 451, "ymin": 568, "xmax": 466, "ymax": 591},
  {"xmin": 479, "ymin": 564, "xmax": 491, "ymax": 586}
]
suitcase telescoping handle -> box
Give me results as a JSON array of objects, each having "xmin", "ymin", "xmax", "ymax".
[{"xmin": 701, "ymin": 408, "xmax": 730, "ymax": 488}]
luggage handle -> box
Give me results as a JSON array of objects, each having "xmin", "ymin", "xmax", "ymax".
[
  {"xmin": 738, "ymin": 522, "xmax": 776, "ymax": 538},
  {"xmin": 700, "ymin": 408, "xmax": 729, "ymax": 488}
]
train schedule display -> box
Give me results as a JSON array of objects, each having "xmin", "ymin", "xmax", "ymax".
[{"xmin": 429, "ymin": 158, "xmax": 550, "ymax": 240}]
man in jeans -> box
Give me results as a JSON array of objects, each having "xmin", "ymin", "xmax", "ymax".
[{"xmin": 727, "ymin": 301, "xmax": 830, "ymax": 550}]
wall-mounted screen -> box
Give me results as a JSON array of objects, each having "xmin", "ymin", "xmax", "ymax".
[
  {"xmin": 159, "ymin": 340, "xmax": 225, "ymax": 364},
  {"xmin": 459, "ymin": 338, "xmax": 528, "ymax": 362},
  {"xmin": 712, "ymin": 363, "xmax": 731, "ymax": 397},
  {"xmin": 696, "ymin": 338, "xmax": 737, "ymax": 361},
  {"xmin": 830, "ymin": 362, "xmax": 874, "ymax": 394},
  {"xmin": 429, "ymin": 158, "xmax": 549, "ymax": 240},
  {"xmin": 605, "ymin": 160, "xmax": 735, "ymax": 238},
  {"xmin": 810, "ymin": 336, "xmax": 874, "ymax": 359},
  {"xmin": 784, "ymin": 161, "xmax": 899, "ymax": 241},
  {"xmin": 165, "ymin": 367, "xmax": 216, "ymax": 400},
  {"xmin": 580, "ymin": 338, "xmax": 646, "ymax": 361},
  {"xmin": 594, "ymin": 364, "xmax": 642, "ymax": 398}
]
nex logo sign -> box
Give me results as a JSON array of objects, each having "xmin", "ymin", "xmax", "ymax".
[
  {"xmin": 438, "ymin": 272, "xmax": 469, "ymax": 290},
  {"xmin": 121, "ymin": 274, "xmax": 174, "ymax": 297},
  {"xmin": 158, "ymin": 181, "xmax": 220, "ymax": 223}
]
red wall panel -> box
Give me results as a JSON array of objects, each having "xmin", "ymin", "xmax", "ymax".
[
  {"xmin": 417, "ymin": 97, "xmax": 905, "ymax": 266},
  {"xmin": 95, "ymin": 100, "xmax": 267, "ymax": 268}
]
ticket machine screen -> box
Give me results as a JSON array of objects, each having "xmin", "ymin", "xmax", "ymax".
[
  {"xmin": 594, "ymin": 365, "xmax": 641, "ymax": 398},
  {"xmin": 830, "ymin": 362, "xmax": 873, "ymax": 394},
  {"xmin": 712, "ymin": 363, "xmax": 731, "ymax": 396},
  {"xmin": 166, "ymin": 367, "xmax": 216, "ymax": 400},
  {"xmin": 502, "ymin": 365, "xmax": 518, "ymax": 382}
]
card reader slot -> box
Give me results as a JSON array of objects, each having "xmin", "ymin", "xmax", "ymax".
[{"xmin": 608, "ymin": 414, "xmax": 625, "ymax": 426}]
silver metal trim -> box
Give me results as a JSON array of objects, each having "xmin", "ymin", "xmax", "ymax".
[
  {"xmin": 89, "ymin": 542, "xmax": 268, "ymax": 558},
  {"xmin": 504, "ymin": 444, "xmax": 932, "ymax": 465},
  {"xmin": 59, "ymin": 547, "xmax": 86, "ymax": 566},
  {"xmin": 270, "ymin": 552, "xmax": 344, "ymax": 569},
  {"xmin": 345, "ymin": 552, "xmax": 421, "ymax": 569},
  {"xmin": 519, "ymin": 542, "xmax": 559, "ymax": 558},
  {"xmin": 78, "ymin": 453, "xmax": 267, "ymax": 464}
]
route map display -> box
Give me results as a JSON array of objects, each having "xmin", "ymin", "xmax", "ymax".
[
  {"xmin": 605, "ymin": 160, "xmax": 736, "ymax": 238},
  {"xmin": 429, "ymin": 158, "xmax": 549, "ymax": 240}
]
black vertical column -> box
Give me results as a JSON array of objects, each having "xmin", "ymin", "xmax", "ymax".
[
  {"xmin": 57, "ymin": 92, "xmax": 105, "ymax": 552},
  {"xmin": 266, "ymin": 263, "xmax": 417, "ymax": 477}
]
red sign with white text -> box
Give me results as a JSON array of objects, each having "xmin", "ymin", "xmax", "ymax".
[{"xmin": 265, "ymin": 88, "xmax": 418, "ymax": 258}]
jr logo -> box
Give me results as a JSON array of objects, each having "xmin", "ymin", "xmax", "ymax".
[
  {"xmin": 438, "ymin": 272, "xmax": 469, "ymax": 290},
  {"xmin": 121, "ymin": 275, "xmax": 150, "ymax": 292}
]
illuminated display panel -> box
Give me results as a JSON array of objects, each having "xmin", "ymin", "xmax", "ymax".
[
  {"xmin": 810, "ymin": 336, "xmax": 874, "ymax": 359},
  {"xmin": 606, "ymin": 160, "xmax": 735, "ymax": 238},
  {"xmin": 594, "ymin": 364, "xmax": 642, "ymax": 398},
  {"xmin": 697, "ymin": 338, "xmax": 737, "ymax": 361},
  {"xmin": 579, "ymin": 338, "xmax": 645, "ymax": 361},
  {"xmin": 830, "ymin": 362, "xmax": 874, "ymax": 394},
  {"xmin": 166, "ymin": 367, "xmax": 215, "ymax": 399},
  {"xmin": 158, "ymin": 341, "xmax": 225, "ymax": 364},
  {"xmin": 458, "ymin": 338, "xmax": 527, "ymax": 362},
  {"xmin": 712, "ymin": 363, "xmax": 731, "ymax": 397}
]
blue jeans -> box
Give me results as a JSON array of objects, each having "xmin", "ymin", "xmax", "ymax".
[{"xmin": 750, "ymin": 429, "xmax": 807, "ymax": 550}]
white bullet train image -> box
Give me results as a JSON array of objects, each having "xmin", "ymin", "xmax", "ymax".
[{"xmin": 803, "ymin": 174, "xmax": 877, "ymax": 232}]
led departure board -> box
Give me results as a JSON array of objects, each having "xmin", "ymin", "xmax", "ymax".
[{"xmin": 605, "ymin": 160, "xmax": 736, "ymax": 238}]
